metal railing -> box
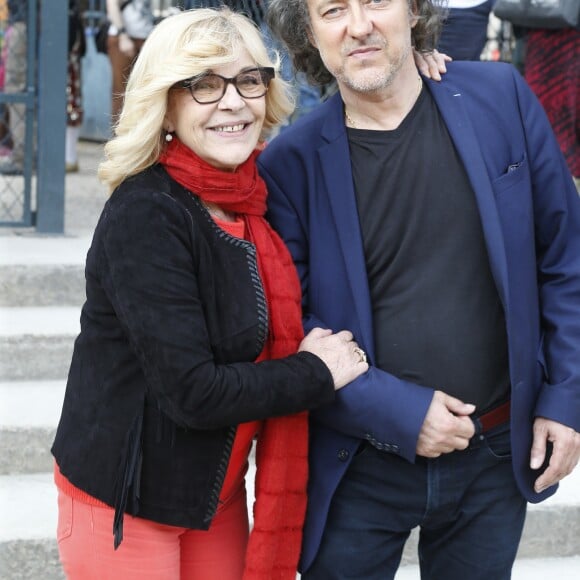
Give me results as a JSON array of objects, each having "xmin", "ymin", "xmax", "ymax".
[
  {"xmin": 0, "ymin": 0, "xmax": 67, "ymax": 232},
  {"xmin": 0, "ymin": 0, "xmax": 37, "ymax": 227}
]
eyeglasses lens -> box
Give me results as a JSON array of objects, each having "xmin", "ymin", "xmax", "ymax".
[{"xmin": 190, "ymin": 69, "xmax": 271, "ymax": 103}]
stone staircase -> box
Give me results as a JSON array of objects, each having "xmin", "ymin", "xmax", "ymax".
[
  {"xmin": 2, "ymin": 232, "xmax": 580, "ymax": 580},
  {"xmin": 0, "ymin": 141, "xmax": 579, "ymax": 579},
  {"xmin": 0, "ymin": 140, "xmax": 105, "ymax": 580},
  {"xmin": 0, "ymin": 234, "xmax": 89, "ymax": 580}
]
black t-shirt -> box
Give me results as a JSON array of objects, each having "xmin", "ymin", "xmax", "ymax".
[{"xmin": 348, "ymin": 87, "xmax": 510, "ymax": 410}]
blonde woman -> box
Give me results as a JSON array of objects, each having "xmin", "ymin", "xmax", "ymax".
[{"xmin": 52, "ymin": 8, "xmax": 369, "ymax": 579}]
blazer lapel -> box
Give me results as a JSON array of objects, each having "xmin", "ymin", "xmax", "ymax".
[
  {"xmin": 317, "ymin": 95, "xmax": 375, "ymax": 355},
  {"xmin": 426, "ymin": 78, "xmax": 510, "ymax": 310}
]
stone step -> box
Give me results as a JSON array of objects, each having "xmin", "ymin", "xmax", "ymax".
[
  {"xmin": 0, "ymin": 264, "xmax": 86, "ymax": 307},
  {"xmin": 0, "ymin": 381, "xmax": 65, "ymax": 474},
  {"xmin": 0, "ymin": 468, "xmax": 579, "ymax": 579},
  {"xmin": 0, "ymin": 307, "xmax": 79, "ymax": 381},
  {"xmin": 0, "ymin": 473, "xmax": 64, "ymax": 580},
  {"xmin": 0, "ymin": 234, "xmax": 90, "ymax": 307}
]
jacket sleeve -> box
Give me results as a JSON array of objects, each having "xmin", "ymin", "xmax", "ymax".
[
  {"xmin": 98, "ymin": 189, "xmax": 335, "ymax": 430},
  {"xmin": 513, "ymin": 69, "xmax": 580, "ymax": 431},
  {"xmin": 260, "ymin": 161, "xmax": 434, "ymax": 463}
]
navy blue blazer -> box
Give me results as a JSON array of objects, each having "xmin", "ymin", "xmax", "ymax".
[{"xmin": 258, "ymin": 61, "xmax": 580, "ymax": 571}]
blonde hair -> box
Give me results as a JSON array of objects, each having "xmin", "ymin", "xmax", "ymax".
[{"xmin": 98, "ymin": 8, "xmax": 294, "ymax": 192}]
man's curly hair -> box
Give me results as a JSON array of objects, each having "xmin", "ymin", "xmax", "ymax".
[{"xmin": 266, "ymin": 0, "xmax": 445, "ymax": 86}]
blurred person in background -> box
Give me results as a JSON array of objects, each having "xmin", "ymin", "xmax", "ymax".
[
  {"xmin": 436, "ymin": 0, "xmax": 496, "ymax": 60},
  {"xmin": 66, "ymin": 0, "xmax": 86, "ymax": 173},
  {"xmin": 0, "ymin": 0, "xmax": 9, "ymax": 154},
  {"xmin": 0, "ymin": 0, "xmax": 27, "ymax": 173},
  {"xmin": 105, "ymin": 0, "xmax": 154, "ymax": 123},
  {"xmin": 524, "ymin": 28, "xmax": 579, "ymax": 191}
]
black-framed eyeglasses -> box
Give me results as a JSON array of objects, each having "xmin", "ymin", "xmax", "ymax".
[{"xmin": 175, "ymin": 67, "xmax": 275, "ymax": 104}]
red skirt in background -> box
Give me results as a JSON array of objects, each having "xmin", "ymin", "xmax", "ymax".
[{"xmin": 524, "ymin": 28, "xmax": 579, "ymax": 178}]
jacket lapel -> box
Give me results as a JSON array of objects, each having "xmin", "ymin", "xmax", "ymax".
[
  {"xmin": 426, "ymin": 78, "xmax": 510, "ymax": 310},
  {"xmin": 317, "ymin": 95, "xmax": 375, "ymax": 355}
]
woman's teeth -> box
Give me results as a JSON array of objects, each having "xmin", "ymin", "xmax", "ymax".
[{"xmin": 213, "ymin": 123, "xmax": 246, "ymax": 133}]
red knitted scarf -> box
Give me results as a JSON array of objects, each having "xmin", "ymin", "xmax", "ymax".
[{"xmin": 159, "ymin": 139, "xmax": 309, "ymax": 579}]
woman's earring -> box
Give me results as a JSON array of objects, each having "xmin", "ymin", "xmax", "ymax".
[{"xmin": 165, "ymin": 132, "xmax": 173, "ymax": 142}]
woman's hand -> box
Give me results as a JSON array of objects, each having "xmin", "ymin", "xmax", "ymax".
[
  {"xmin": 299, "ymin": 327, "xmax": 368, "ymax": 390},
  {"xmin": 413, "ymin": 49, "xmax": 451, "ymax": 81}
]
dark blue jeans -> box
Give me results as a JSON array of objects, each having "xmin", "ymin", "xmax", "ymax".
[{"xmin": 303, "ymin": 423, "xmax": 526, "ymax": 580}]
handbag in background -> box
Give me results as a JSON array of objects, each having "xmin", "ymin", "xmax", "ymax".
[
  {"xmin": 493, "ymin": 0, "xmax": 580, "ymax": 29},
  {"xmin": 94, "ymin": 17, "xmax": 110, "ymax": 54}
]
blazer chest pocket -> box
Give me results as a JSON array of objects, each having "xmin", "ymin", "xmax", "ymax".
[
  {"xmin": 491, "ymin": 153, "xmax": 534, "ymax": 245},
  {"xmin": 491, "ymin": 153, "xmax": 530, "ymax": 196}
]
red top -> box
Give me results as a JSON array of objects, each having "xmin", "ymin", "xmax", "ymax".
[{"xmin": 207, "ymin": 216, "xmax": 261, "ymax": 502}]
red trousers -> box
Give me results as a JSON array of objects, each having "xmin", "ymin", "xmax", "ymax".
[{"xmin": 57, "ymin": 485, "xmax": 249, "ymax": 579}]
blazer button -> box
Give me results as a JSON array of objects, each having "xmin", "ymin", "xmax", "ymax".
[{"xmin": 337, "ymin": 449, "xmax": 350, "ymax": 462}]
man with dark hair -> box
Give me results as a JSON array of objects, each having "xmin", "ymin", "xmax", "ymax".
[{"xmin": 258, "ymin": 1, "xmax": 580, "ymax": 578}]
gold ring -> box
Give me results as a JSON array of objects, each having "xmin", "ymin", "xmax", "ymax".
[{"xmin": 353, "ymin": 347, "xmax": 367, "ymax": 363}]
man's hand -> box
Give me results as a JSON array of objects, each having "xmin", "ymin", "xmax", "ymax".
[
  {"xmin": 531, "ymin": 417, "xmax": 580, "ymax": 493},
  {"xmin": 416, "ymin": 391, "xmax": 476, "ymax": 457},
  {"xmin": 413, "ymin": 49, "xmax": 452, "ymax": 81}
]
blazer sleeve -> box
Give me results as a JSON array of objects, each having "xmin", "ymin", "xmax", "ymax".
[
  {"xmin": 514, "ymin": 69, "xmax": 580, "ymax": 431},
  {"xmin": 261, "ymin": 161, "xmax": 434, "ymax": 463},
  {"xmin": 98, "ymin": 189, "xmax": 335, "ymax": 430}
]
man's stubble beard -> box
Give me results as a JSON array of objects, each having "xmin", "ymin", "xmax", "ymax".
[{"xmin": 331, "ymin": 41, "xmax": 413, "ymax": 94}]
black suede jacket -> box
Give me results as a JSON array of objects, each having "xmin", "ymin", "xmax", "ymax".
[{"xmin": 51, "ymin": 164, "xmax": 334, "ymax": 538}]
